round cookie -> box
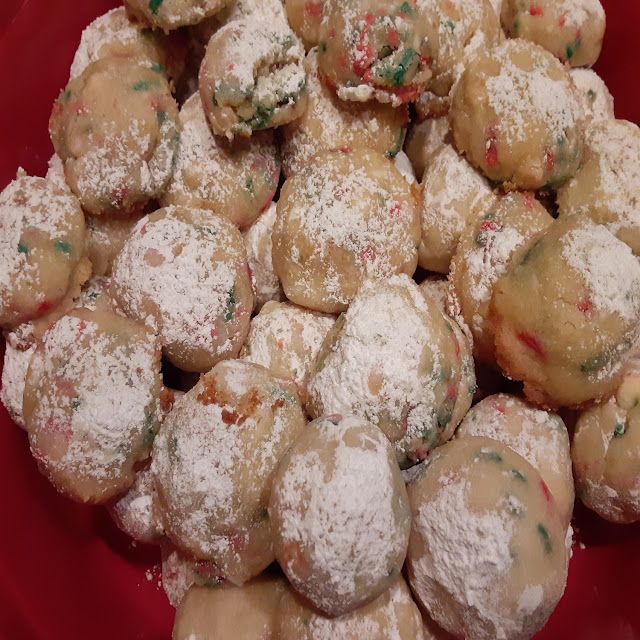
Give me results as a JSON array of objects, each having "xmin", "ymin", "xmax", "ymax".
[
  {"xmin": 501, "ymin": 0, "xmax": 605, "ymax": 68},
  {"xmin": 449, "ymin": 191, "xmax": 553, "ymax": 365},
  {"xmin": 490, "ymin": 217, "xmax": 640, "ymax": 409},
  {"xmin": 49, "ymin": 57, "xmax": 180, "ymax": 216},
  {"xmin": 318, "ymin": 0, "xmax": 431, "ymax": 106},
  {"xmin": 281, "ymin": 49, "xmax": 408, "ymax": 177},
  {"xmin": 199, "ymin": 20, "xmax": 307, "ymax": 140},
  {"xmin": 451, "ymin": 39, "xmax": 584, "ymax": 190},
  {"xmin": 85, "ymin": 212, "xmax": 142, "ymax": 277},
  {"xmin": 241, "ymin": 301, "xmax": 335, "ymax": 403},
  {"xmin": 111, "ymin": 206, "xmax": 254, "ymax": 372},
  {"xmin": 557, "ymin": 119, "xmax": 640, "ymax": 256},
  {"xmin": 124, "ymin": 0, "xmax": 231, "ymax": 30},
  {"xmin": 307, "ymin": 275, "xmax": 475, "ymax": 467},
  {"xmin": 407, "ymin": 437, "xmax": 569, "ymax": 640},
  {"xmin": 457, "ymin": 393, "xmax": 574, "ymax": 527},
  {"xmin": 570, "ymin": 68, "xmax": 614, "ymax": 124},
  {"xmin": 0, "ymin": 332, "xmax": 35, "ymax": 430},
  {"xmin": 0, "ymin": 174, "xmax": 88, "ymax": 330},
  {"xmin": 404, "ymin": 116, "xmax": 449, "ymax": 181},
  {"xmin": 23, "ymin": 309, "xmax": 163, "ymax": 503},
  {"xmin": 162, "ymin": 93, "xmax": 280, "ymax": 230},
  {"xmin": 572, "ymin": 370, "xmax": 640, "ymax": 523},
  {"xmin": 269, "ymin": 415, "xmax": 411, "ymax": 616},
  {"xmin": 173, "ymin": 576, "xmax": 286, "ymax": 640},
  {"xmin": 418, "ymin": 144, "xmax": 495, "ymax": 274},
  {"xmin": 152, "ymin": 360, "xmax": 306, "ymax": 563},
  {"xmin": 285, "ymin": 0, "xmax": 326, "ymax": 49},
  {"xmin": 242, "ymin": 203, "xmax": 285, "ymax": 309},
  {"xmin": 417, "ymin": 0, "xmax": 502, "ymax": 97},
  {"xmin": 272, "ymin": 147, "xmax": 420, "ymax": 313},
  {"xmin": 275, "ymin": 577, "xmax": 424, "ymax": 640}
]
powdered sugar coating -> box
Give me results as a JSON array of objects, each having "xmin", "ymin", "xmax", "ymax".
[
  {"xmin": 152, "ymin": 360, "xmax": 306, "ymax": 560},
  {"xmin": 407, "ymin": 437, "xmax": 568, "ymax": 640},
  {"xmin": 570, "ymin": 69, "xmax": 614, "ymax": 124},
  {"xmin": 111, "ymin": 206, "xmax": 254, "ymax": 372},
  {"xmin": 0, "ymin": 333, "xmax": 35, "ymax": 429},
  {"xmin": 124, "ymin": 0, "xmax": 231, "ymax": 30},
  {"xmin": 272, "ymin": 148, "xmax": 420, "ymax": 313},
  {"xmin": 269, "ymin": 415, "xmax": 411, "ymax": 616},
  {"xmin": 404, "ymin": 116, "xmax": 450, "ymax": 180},
  {"xmin": 242, "ymin": 203, "xmax": 285, "ymax": 309},
  {"xmin": 163, "ymin": 94, "xmax": 280, "ymax": 230},
  {"xmin": 23, "ymin": 309, "xmax": 163, "ymax": 503}
]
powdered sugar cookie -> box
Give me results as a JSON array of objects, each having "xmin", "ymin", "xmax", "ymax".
[
  {"xmin": 49, "ymin": 57, "xmax": 180, "ymax": 216},
  {"xmin": 501, "ymin": 0, "xmax": 605, "ymax": 67},
  {"xmin": 404, "ymin": 116, "xmax": 449, "ymax": 181},
  {"xmin": 272, "ymin": 148, "xmax": 420, "ymax": 313},
  {"xmin": 124, "ymin": 0, "xmax": 231, "ymax": 30},
  {"xmin": 269, "ymin": 415, "xmax": 411, "ymax": 615},
  {"xmin": 307, "ymin": 275, "xmax": 474, "ymax": 467},
  {"xmin": 173, "ymin": 576, "xmax": 286, "ymax": 639},
  {"xmin": 241, "ymin": 301, "xmax": 335, "ymax": 403},
  {"xmin": 570, "ymin": 68, "xmax": 614, "ymax": 123},
  {"xmin": 449, "ymin": 191, "xmax": 553, "ymax": 365},
  {"xmin": 407, "ymin": 437, "xmax": 569, "ymax": 640},
  {"xmin": 276, "ymin": 576, "xmax": 424, "ymax": 639},
  {"xmin": 0, "ymin": 174, "xmax": 88, "ymax": 330},
  {"xmin": 199, "ymin": 20, "xmax": 307, "ymax": 140},
  {"xmin": 23, "ymin": 309, "xmax": 163, "ymax": 503},
  {"xmin": 0, "ymin": 332, "xmax": 35, "ymax": 430},
  {"xmin": 111, "ymin": 206, "xmax": 253, "ymax": 372},
  {"xmin": 285, "ymin": 0, "xmax": 326, "ymax": 49},
  {"xmin": 318, "ymin": 0, "xmax": 431, "ymax": 106},
  {"xmin": 281, "ymin": 49, "xmax": 408, "ymax": 177},
  {"xmin": 557, "ymin": 119, "xmax": 640, "ymax": 256},
  {"xmin": 451, "ymin": 39, "xmax": 583, "ymax": 190},
  {"xmin": 242, "ymin": 203, "xmax": 284, "ymax": 309},
  {"xmin": 152, "ymin": 360, "xmax": 306, "ymax": 563},
  {"xmin": 418, "ymin": 144, "xmax": 495, "ymax": 274},
  {"xmin": 457, "ymin": 393, "xmax": 574, "ymax": 527},
  {"xmin": 163, "ymin": 94, "xmax": 280, "ymax": 230},
  {"xmin": 490, "ymin": 217, "xmax": 640, "ymax": 408}
]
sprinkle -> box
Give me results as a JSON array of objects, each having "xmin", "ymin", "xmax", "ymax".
[
  {"xmin": 148, "ymin": 0, "xmax": 164, "ymax": 15},
  {"xmin": 517, "ymin": 331, "xmax": 546, "ymax": 361},
  {"xmin": 537, "ymin": 523, "xmax": 553, "ymax": 554}
]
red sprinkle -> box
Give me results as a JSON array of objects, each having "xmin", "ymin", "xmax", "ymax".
[
  {"xmin": 523, "ymin": 192, "xmax": 536, "ymax": 209},
  {"xmin": 210, "ymin": 327, "xmax": 218, "ymax": 340},
  {"xmin": 540, "ymin": 478, "xmax": 553, "ymax": 504},
  {"xmin": 544, "ymin": 149, "xmax": 555, "ymax": 172},
  {"xmin": 492, "ymin": 400, "xmax": 506, "ymax": 415},
  {"xmin": 304, "ymin": 1, "xmax": 323, "ymax": 19},
  {"xmin": 337, "ymin": 146, "xmax": 352, "ymax": 154},
  {"xmin": 485, "ymin": 125, "xmax": 499, "ymax": 168},
  {"xmin": 387, "ymin": 27, "xmax": 400, "ymax": 49},
  {"xmin": 389, "ymin": 202, "xmax": 402, "ymax": 218},
  {"xmin": 78, "ymin": 320, "xmax": 87, "ymax": 333},
  {"xmin": 359, "ymin": 246, "xmax": 377, "ymax": 263},
  {"xmin": 447, "ymin": 385, "xmax": 458, "ymax": 401},
  {"xmin": 37, "ymin": 300, "xmax": 53, "ymax": 314},
  {"xmin": 576, "ymin": 298, "xmax": 593, "ymax": 314},
  {"xmin": 479, "ymin": 219, "xmax": 501, "ymax": 233},
  {"xmin": 529, "ymin": 4, "xmax": 544, "ymax": 16},
  {"xmin": 559, "ymin": 13, "xmax": 567, "ymax": 27},
  {"xmin": 516, "ymin": 331, "xmax": 546, "ymax": 361}
]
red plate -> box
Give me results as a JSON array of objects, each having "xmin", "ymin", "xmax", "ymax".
[{"xmin": 1, "ymin": 2, "xmax": 639, "ymax": 638}]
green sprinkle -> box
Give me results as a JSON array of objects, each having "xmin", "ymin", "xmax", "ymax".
[
  {"xmin": 565, "ymin": 44, "xmax": 574, "ymax": 60},
  {"xmin": 242, "ymin": 103, "xmax": 275, "ymax": 130},
  {"xmin": 474, "ymin": 233, "xmax": 488, "ymax": 247},
  {"xmin": 150, "ymin": 63, "xmax": 165, "ymax": 74},
  {"xmin": 445, "ymin": 19, "xmax": 456, "ymax": 33},
  {"xmin": 54, "ymin": 240, "xmax": 72, "ymax": 254},
  {"xmin": 391, "ymin": 48, "xmax": 418, "ymax": 87},
  {"xmin": 478, "ymin": 449, "xmax": 503, "ymax": 464},
  {"xmin": 149, "ymin": 0, "xmax": 164, "ymax": 14},
  {"xmin": 253, "ymin": 506, "xmax": 269, "ymax": 522},
  {"xmin": 319, "ymin": 42, "xmax": 327, "ymax": 53},
  {"xmin": 537, "ymin": 523, "xmax": 553, "ymax": 554},
  {"xmin": 483, "ymin": 212, "xmax": 496, "ymax": 220},
  {"xmin": 513, "ymin": 18, "xmax": 520, "ymax": 31},
  {"xmin": 17, "ymin": 242, "xmax": 28, "ymax": 255},
  {"xmin": 613, "ymin": 422, "xmax": 627, "ymax": 438},
  {"xmin": 71, "ymin": 399, "xmax": 81, "ymax": 411},
  {"xmin": 580, "ymin": 353, "xmax": 609, "ymax": 376},
  {"xmin": 587, "ymin": 89, "xmax": 596, "ymax": 102},
  {"xmin": 399, "ymin": 1, "xmax": 414, "ymax": 14},
  {"xmin": 87, "ymin": 291, "xmax": 99, "ymax": 301},
  {"xmin": 387, "ymin": 567, "xmax": 396, "ymax": 577},
  {"xmin": 387, "ymin": 127, "xmax": 406, "ymax": 158},
  {"xmin": 511, "ymin": 469, "xmax": 527, "ymax": 483},
  {"xmin": 224, "ymin": 287, "xmax": 237, "ymax": 322},
  {"xmin": 245, "ymin": 176, "xmax": 255, "ymax": 196},
  {"xmin": 520, "ymin": 239, "xmax": 541, "ymax": 265},
  {"xmin": 468, "ymin": 383, "xmax": 478, "ymax": 396},
  {"xmin": 133, "ymin": 80, "xmax": 152, "ymax": 92},
  {"xmin": 155, "ymin": 110, "xmax": 167, "ymax": 126},
  {"xmin": 61, "ymin": 89, "xmax": 72, "ymax": 102}
]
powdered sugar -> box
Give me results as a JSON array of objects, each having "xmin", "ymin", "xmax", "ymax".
[
  {"xmin": 570, "ymin": 68, "xmax": 614, "ymax": 123},
  {"xmin": 0, "ymin": 333, "xmax": 35, "ymax": 429}
]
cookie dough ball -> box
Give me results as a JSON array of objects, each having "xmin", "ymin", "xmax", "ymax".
[
  {"xmin": 490, "ymin": 217, "xmax": 640, "ymax": 409},
  {"xmin": 281, "ymin": 49, "xmax": 408, "ymax": 177},
  {"xmin": 276, "ymin": 577, "xmax": 424, "ymax": 640},
  {"xmin": 419, "ymin": 276, "xmax": 449, "ymax": 315},
  {"xmin": 417, "ymin": 0, "xmax": 502, "ymax": 97},
  {"xmin": 418, "ymin": 144, "xmax": 495, "ymax": 274},
  {"xmin": 451, "ymin": 39, "xmax": 583, "ymax": 190},
  {"xmin": 570, "ymin": 68, "xmax": 614, "ymax": 123},
  {"xmin": 404, "ymin": 116, "xmax": 449, "ymax": 181},
  {"xmin": 285, "ymin": 0, "xmax": 325, "ymax": 49},
  {"xmin": 269, "ymin": 415, "xmax": 411, "ymax": 615},
  {"xmin": 124, "ymin": 0, "xmax": 231, "ymax": 30},
  {"xmin": 318, "ymin": 0, "xmax": 431, "ymax": 106},
  {"xmin": 307, "ymin": 275, "xmax": 474, "ymax": 467},
  {"xmin": 23, "ymin": 309, "xmax": 163, "ymax": 503},
  {"xmin": 273, "ymin": 148, "xmax": 420, "ymax": 313},
  {"xmin": 501, "ymin": 0, "xmax": 605, "ymax": 68},
  {"xmin": 0, "ymin": 174, "xmax": 88, "ymax": 330},
  {"xmin": 111, "ymin": 206, "xmax": 254, "ymax": 372},
  {"xmin": 109, "ymin": 465, "xmax": 164, "ymax": 543},
  {"xmin": 152, "ymin": 360, "xmax": 306, "ymax": 561},
  {"xmin": 572, "ymin": 372, "xmax": 640, "ymax": 523},
  {"xmin": 85, "ymin": 212, "xmax": 141, "ymax": 277},
  {"xmin": 0, "ymin": 332, "xmax": 35, "ymax": 429},
  {"xmin": 457, "ymin": 393, "xmax": 574, "ymax": 527},
  {"xmin": 407, "ymin": 437, "xmax": 569, "ymax": 640},
  {"xmin": 49, "ymin": 57, "xmax": 180, "ymax": 216},
  {"xmin": 241, "ymin": 301, "xmax": 335, "ymax": 402},
  {"xmin": 557, "ymin": 120, "xmax": 640, "ymax": 256},
  {"xmin": 163, "ymin": 94, "xmax": 280, "ymax": 229},
  {"xmin": 173, "ymin": 576, "xmax": 286, "ymax": 640},
  {"xmin": 449, "ymin": 192, "xmax": 553, "ymax": 365},
  {"xmin": 199, "ymin": 20, "xmax": 307, "ymax": 140},
  {"xmin": 242, "ymin": 203, "xmax": 284, "ymax": 309}
]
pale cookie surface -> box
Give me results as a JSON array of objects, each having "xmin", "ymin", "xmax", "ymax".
[
  {"xmin": 125, "ymin": 0, "xmax": 231, "ymax": 30},
  {"xmin": 570, "ymin": 68, "xmax": 614, "ymax": 124},
  {"xmin": 285, "ymin": 0, "xmax": 326, "ymax": 49},
  {"xmin": 269, "ymin": 415, "xmax": 411, "ymax": 616},
  {"xmin": 0, "ymin": 332, "xmax": 35, "ymax": 429},
  {"xmin": 404, "ymin": 116, "xmax": 449, "ymax": 181},
  {"xmin": 85, "ymin": 212, "xmax": 142, "ymax": 277}
]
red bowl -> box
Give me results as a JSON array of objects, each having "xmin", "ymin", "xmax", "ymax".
[{"xmin": 1, "ymin": 2, "xmax": 640, "ymax": 639}]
